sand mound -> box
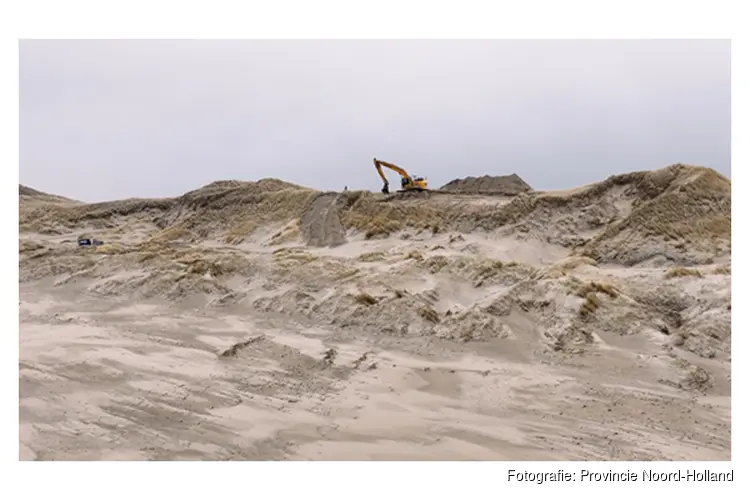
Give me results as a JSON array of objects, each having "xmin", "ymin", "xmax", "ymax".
[
  {"xmin": 440, "ymin": 173, "xmax": 533, "ymax": 195},
  {"xmin": 579, "ymin": 165, "xmax": 731, "ymax": 265},
  {"xmin": 20, "ymin": 185, "xmax": 49, "ymax": 197},
  {"xmin": 182, "ymin": 178, "xmax": 306, "ymax": 197},
  {"xmin": 18, "ymin": 178, "xmax": 319, "ymax": 243},
  {"xmin": 158, "ymin": 180, "xmax": 317, "ymax": 244},
  {"xmin": 20, "ymin": 184, "xmax": 80, "ymax": 206}
]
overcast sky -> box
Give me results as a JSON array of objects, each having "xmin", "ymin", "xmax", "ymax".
[{"xmin": 20, "ymin": 39, "xmax": 730, "ymax": 202}]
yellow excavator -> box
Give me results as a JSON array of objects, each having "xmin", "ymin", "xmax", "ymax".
[{"xmin": 373, "ymin": 158, "xmax": 428, "ymax": 194}]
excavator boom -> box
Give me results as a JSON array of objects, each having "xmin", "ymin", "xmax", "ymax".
[{"xmin": 374, "ymin": 159, "xmax": 411, "ymax": 182}]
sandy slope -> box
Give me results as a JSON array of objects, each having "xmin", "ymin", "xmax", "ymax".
[{"xmin": 18, "ymin": 164, "xmax": 731, "ymax": 460}]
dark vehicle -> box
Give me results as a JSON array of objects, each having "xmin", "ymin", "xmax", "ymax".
[{"xmin": 78, "ymin": 237, "xmax": 104, "ymax": 247}]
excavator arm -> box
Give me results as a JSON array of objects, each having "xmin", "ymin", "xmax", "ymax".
[
  {"xmin": 374, "ymin": 158, "xmax": 412, "ymax": 182},
  {"xmin": 374, "ymin": 159, "xmax": 390, "ymax": 190}
]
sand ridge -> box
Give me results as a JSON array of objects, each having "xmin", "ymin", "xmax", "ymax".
[{"xmin": 19, "ymin": 163, "xmax": 731, "ymax": 460}]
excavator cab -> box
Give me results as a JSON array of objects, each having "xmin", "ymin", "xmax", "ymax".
[{"xmin": 405, "ymin": 174, "xmax": 427, "ymax": 191}]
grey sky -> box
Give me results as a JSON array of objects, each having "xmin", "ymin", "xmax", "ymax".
[{"xmin": 20, "ymin": 39, "xmax": 730, "ymax": 202}]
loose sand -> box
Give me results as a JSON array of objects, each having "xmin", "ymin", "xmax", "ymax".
[{"xmin": 19, "ymin": 164, "xmax": 731, "ymax": 460}]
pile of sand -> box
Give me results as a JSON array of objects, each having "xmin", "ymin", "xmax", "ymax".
[{"xmin": 440, "ymin": 173, "xmax": 533, "ymax": 195}]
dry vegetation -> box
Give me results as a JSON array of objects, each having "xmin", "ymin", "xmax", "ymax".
[
  {"xmin": 354, "ymin": 292, "xmax": 378, "ymax": 306},
  {"xmin": 93, "ymin": 243, "xmax": 126, "ymax": 255},
  {"xmin": 579, "ymin": 292, "xmax": 603, "ymax": 317},
  {"xmin": 339, "ymin": 191, "xmax": 445, "ymax": 238},
  {"xmin": 557, "ymin": 256, "xmax": 598, "ymax": 271},
  {"xmin": 418, "ymin": 306, "xmax": 440, "ymax": 324},
  {"xmin": 712, "ymin": 265, "xmax": 731, "ymax": 275},
  {"xmin": 219, "ymin": 336, "xmax": 264, "ymax": 358},
  {"xmin": 149, "ymin": 226, "xmax": 196, "ymax": 244},
  {"xmin": 664, "ymin": 267, "xmax": 704, "ymax": 279},
  {"xmin": 569, "ymin": 279, "xmax": 620, "ymax": 318},
  {"xmin": 272, "ymin": 249, "xmax": 318, "ymax": 264},
  {"xmin": 357, "ymin": 251, "xmax": 387, "ymax": 262},
  {"xmin": 265, "ymin": 220, "xmax": 302, "ymax": 246},
  {"xmin": 574, "ymin": 280, "xmax": 620, "ymax": 299}
]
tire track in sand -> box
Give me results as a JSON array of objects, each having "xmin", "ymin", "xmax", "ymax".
[{"xmin": 300, "ymin": 192, "xmax": 347, "ymax": 247}]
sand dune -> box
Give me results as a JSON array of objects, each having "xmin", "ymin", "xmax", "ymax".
[{"xmin": 19, "ymin": 163, "xmax": 731, "ymax": 460}]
